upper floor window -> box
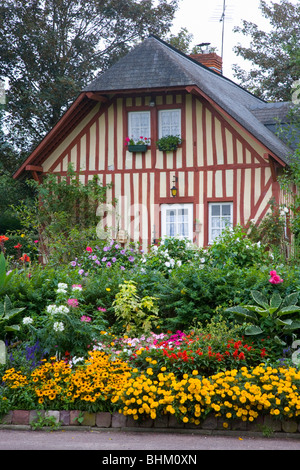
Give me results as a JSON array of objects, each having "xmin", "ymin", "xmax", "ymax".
[
  {"xmin": 128, "ymin": 111, "xmax": 150, "ymax": 141},
  {"xmin": 158, "ymin": 109, "xmax": 181, "ymax": 138}
]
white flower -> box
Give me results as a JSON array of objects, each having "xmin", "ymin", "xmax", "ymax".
[
  {"xmin": 177, "ymin": 260, "xmax": 182, "ymax": 267},
  {"xmin": 56, "ymin": 288, "xmax": 67, "ymax": 294},
  {"xmin": 71, "ymin": 356, "xmax": 84, "ymax": 365},
  {"xmin": 22, "ymin": 317, "xmax": 33, "ymax": 325},
  {"xmin": 47, "ymin": 304, "xmax": 59, "ymax": 314},
  {"xmin": 165, "ymin": 261, "xmax": 170, "ymax": 267},
  {"xmin": 58, "ymin": 305, "xmax": 70, "ymax": 314},
  {"xmin": 58, "ymin": 283, "xmax": 68, "ymax": 289},
  {"xmin": 53, "ymin": 321, "xmax": 64, "ymax": 332},
  {"xmin": 200, "ymin": 257, "xmax": 206, "ymax": 263}
]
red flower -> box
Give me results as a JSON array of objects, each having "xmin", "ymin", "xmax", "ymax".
[
  {"xmin": 14, "ymin": 243, "xmax": 22, "ymax": 249},
  {"xmin": 0, "ymin": 235, "xmax": 9, "ymax": 242},
  {"xmin": 20, "ymin": 254, "xmax": 30, "ymax": 262}
]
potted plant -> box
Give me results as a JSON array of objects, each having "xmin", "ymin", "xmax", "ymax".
[
  {"xmin": 156, "ymin": 135, "xmax": 182, "ymax": 152},
  {"xmin": 125, "ymin": 136, "xmax": 150, "ymax": 152}
]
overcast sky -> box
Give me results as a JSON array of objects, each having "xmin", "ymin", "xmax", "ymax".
[{"xmin": 170, "ymin": 0, "xmax": 296, "ymax": 80}]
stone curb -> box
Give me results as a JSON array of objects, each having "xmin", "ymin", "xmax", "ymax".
[{"xmin": 1, "ymin": 410, "xmax": 300, "ymax": 437}]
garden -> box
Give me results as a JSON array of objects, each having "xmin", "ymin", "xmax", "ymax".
[{"xmin": 1, "ymin": 169, "xmax": 300, "ymax": 431}]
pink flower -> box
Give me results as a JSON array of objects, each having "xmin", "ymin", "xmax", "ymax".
[
  {"xmin": 67, "ymin": 298, "xmax": 79, "ymax": 307},
  {"xmin": 97, "ymin": 307, "xmax": 107, "ymax": 312},
  {"xmin": 86, "ymin": 246, "xmax": 93, "ymax": 252},
  {"xmin": 269, "ymin": 270, "xmax": 283, "ymax": 284},
  {"xmin": 81, "ymin": 315, "xmax": 91, "ymax": 322}
]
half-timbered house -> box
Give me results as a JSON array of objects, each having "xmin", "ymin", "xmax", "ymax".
[{"xmin": 14, "ymin": 35, "xmax": 294, "ymax": 249}]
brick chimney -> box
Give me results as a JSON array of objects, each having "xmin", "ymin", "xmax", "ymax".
[{"xmin": 190, "ymin": 52, "xmax": 223, "ymax": 74}]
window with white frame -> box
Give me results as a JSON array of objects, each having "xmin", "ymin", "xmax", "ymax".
[
  {"xmin": 161, "ymin": 203, "xmax": 193, "ymax": 240},
  {"xmin": 209, "ymin": 202, "xmax": 233, "ymax": 243},
  {"xmin": 158, "ymin": 109, "xmax": 181, "ymax": 138},
  {"xmin": 128, "ymin": 111, "xmax": 150, "ymax": 141}
]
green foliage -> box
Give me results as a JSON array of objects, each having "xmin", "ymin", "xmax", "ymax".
[
  {"xmin": 0, "ymin": 252, "xmax": 13, "ymax": 294},
  {"xmin": 0, "ymin": 295, "xmax": 26, "ymax": 339},
  {"xmin": 232, "ymin": 0, "xmax": 300, "ymax": 100},
  {"xmin": 30, "ymin": 411, "xmax": 61, "ymax": 431},
  {"xmin": 206, "ymin": 225, "xmax": 270, "ymax": 268},
  {"xmin": 156, "ymin": 134, "xmax": 182, "ymax": 152},
  {"xmin": 0, "ymin": 0, "xmax": 179, "ymax": 152},
  {"xmin": 113, "ymin": 280, "xmax": 159, "ymax": 335},
  {"xmin": 248, "ymin": 198, "xmax": 289, "ymax": 259},
  {"xmin": 225, "ymin": 290, "xmax": 300, "ymax": 345},
  {"xmin": 144, "ymin": 237, "xmax": 203, "ymax": 275},
  {"xmin": 11, "ymin": 164, "xmax": 110, "ymax": 265}
]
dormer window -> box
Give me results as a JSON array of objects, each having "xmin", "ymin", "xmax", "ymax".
[{"xmin": 158, "ymin": 109, "xmax": 181, "ymax": 138}]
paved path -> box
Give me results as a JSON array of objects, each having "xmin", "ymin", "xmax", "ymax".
[{"xmin": 0, "ymin": 428, "xmax": 300, "ymax": 451}]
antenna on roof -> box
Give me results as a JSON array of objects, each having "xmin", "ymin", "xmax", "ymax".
[
  {"xmin": 210, "ymin": 0, "xmax": 233, "ymax": 74},
  {"xmin": 220, "ymin": 0, "xmax": 226, "ymax": 71}
]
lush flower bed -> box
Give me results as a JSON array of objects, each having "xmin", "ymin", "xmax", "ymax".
[
  {"xmin": 1, "ymin": 230, "xmax": 300, "ymax": 429},
  {"xmin": 2, "ymin": 350, "xmax": 300, "ymax": 429}
]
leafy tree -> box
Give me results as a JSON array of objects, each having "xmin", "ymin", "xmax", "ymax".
[
  {"xmin": 232, "ymin": 0, "xmax": 300, "ymax": 100},
  {"xmin": 11, "ymin": 164, "xmax": 112, "ymax": 265},
  {"xmin": 0, "ymin": 0, "xmax": 178, "ymax": 154}
]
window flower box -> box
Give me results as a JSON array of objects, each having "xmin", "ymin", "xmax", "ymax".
[
  {"xmin": 156, "ymin": 135, "xmax": 182, "ymax": 152},
  {"xmin": 127, "ymin": 144, "xmax": 148, "ymax": 153},
  {"xmin": 125, "ymin": 136, "xmax": 150, "ymax": 152}
]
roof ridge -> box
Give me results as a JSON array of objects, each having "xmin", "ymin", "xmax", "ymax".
[{"xmin": 148, "ymin": 34, "xmax": 267, "ymax": 104}]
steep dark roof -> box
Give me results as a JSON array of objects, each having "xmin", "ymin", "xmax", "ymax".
[{"xmin": 85, "ymin": 35, "xmax": 293, "ymax": 163}]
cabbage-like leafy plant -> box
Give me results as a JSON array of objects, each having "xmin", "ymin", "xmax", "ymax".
[
  {"xmin": 0, "ymin": 295, "xmax": 26, "ymax": 336},
  {"xmin": 225, "ymin": 290, "xmax": 300, "ymax": 345}
]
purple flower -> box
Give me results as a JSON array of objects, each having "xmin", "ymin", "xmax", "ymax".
[
  {"xmin": 115, "ymin": 244, "xmax": 119, "ymax": 249},
  {"xmin": 120, "ymin": 249, "xmax": 126, "ymax": 255},
  {"xmin": 103, "ymin": 246, "xmax": 108, "ymax": 252},
  {"xmin": 128, "ymin": 256, "xmax": 134, "ymax": 262},
  {"xmin": 78, "ymin": 269, "xmax": 84, "ymax": 275},
  {"xmin": 106, "ymin": 262, "xmax": 111, "ymax": 267},
  {"xmin": 102, "ymin": 257, "xmax": 107, "ymax": 262},
  {"xmin": 120, "ymin": 266, "xmax": 125, "ymax": 270},
  {"xmin": 112, "ymin": 257, "xmax": 117, "ymax": 262},
  {"xmin": 70, "ymin": 261, "xmax": 77, "ymax": 267}
]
